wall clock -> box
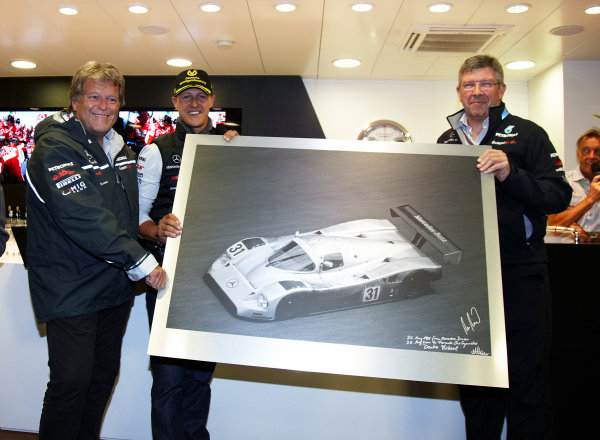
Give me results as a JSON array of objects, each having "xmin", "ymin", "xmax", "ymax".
[{"xmin": 357, "ymin": 120, "xmax": 412, "ymax": 142}]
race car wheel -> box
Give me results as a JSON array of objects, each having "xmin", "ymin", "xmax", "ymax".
[
  {"xmin": 276, "ymin": 294, "xmax": 304, "ymax": 320},
  {"xmin": 401, "ymin": 271, "xmax": 429, "ymax": 298}
]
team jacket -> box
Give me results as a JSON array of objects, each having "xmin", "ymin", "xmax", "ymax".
[
  {"xmin": 137, "ymin": 119, "xmax": 220, "ymax": 262},
  {"xmin": 27, "ymin": 112, "xmax": 157, "ymax": 323},
  {"xmin": 438, "ymin": 102, "xmax": 572, "ymax": 265}
]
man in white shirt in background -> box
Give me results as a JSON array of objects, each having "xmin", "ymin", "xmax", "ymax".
[{"xmin": 548, "ymin": 128, "xmax": 600, "ymax": 242}]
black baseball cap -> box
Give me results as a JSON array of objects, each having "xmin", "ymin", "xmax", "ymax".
[{"xmin": 173, "ymin": 69, "xmax": 213, "ymax": 96}]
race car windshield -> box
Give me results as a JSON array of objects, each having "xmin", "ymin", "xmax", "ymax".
[{"xmin": 267, "ymin": 241, "xmax": 316, "ymax": 272}]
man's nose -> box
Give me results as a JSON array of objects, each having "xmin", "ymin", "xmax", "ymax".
[{"xmin": 96, "ymin": 97, "xmax": 110, "ymax": 108}]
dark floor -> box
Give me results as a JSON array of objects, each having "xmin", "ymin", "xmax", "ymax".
[{"xmin": 0, "ymin": 430, "xmax": 38, "ymax": 440}]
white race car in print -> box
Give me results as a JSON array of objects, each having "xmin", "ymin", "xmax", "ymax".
[{"xmin": 205, "ymin": 205, "xmax": 462, "ymax": 320}]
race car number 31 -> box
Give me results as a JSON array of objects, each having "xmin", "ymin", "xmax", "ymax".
[
  {"xmin": 227, "ymin": 241, "xmax": 248, "ymax": 258},
  {"xmin": 363, "ymin": 286, "xmax": 380, "ymax": 302}
]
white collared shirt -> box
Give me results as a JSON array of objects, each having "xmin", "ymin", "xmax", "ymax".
[
  {"xmin": 458, "ymin": 112, "xmax": 490, "ymax": 145},
  {"xmin": 100, "ymin": 129, "xmax": 124, "ymax": 166},
  {"xmin": 566, "ymin": 167, "xmax": 600, "ymax": 232}
]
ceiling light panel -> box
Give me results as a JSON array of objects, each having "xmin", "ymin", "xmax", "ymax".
[
  {"xmin": 506, "ymin": 60, "xmax": 535, "ymax": 69},
  {"xmin": 274, "ymin": 2, "xmax": 297, "ymax": 12},
  {"xmin": 11, "ymin": 60, "xmax": 37, "ymax": 69},
  {"xmin": 58, "ymin": 6, "xmax": 79, "ymax": 15},
  {"xmin": 129, "ymin": 4, "xmax": 149, "ymax": 14},
  {"xmin": 333, "ymin": 58, "xmax": 361, "ymax": 68},
  {"xmin": 351, "ymin": 2, "xmax": 374, "ymax": 12},
  {"xmin": 585, "ymin": 5, "xmax": 600, "ymax": 14},
  {"xmin": 428, "ymin": 2, "xmax": 453, "ymax": 13},
  {"xmin": 505, "ymin": 3, "xmax": 531, "ymax": 14},
  {"xmin": 200, "ymin": 2, "xmax": 222, "ymax": 12},
  {"xmin": 167, "ymin": 58, "xmax": 192, "ymax": 67}
]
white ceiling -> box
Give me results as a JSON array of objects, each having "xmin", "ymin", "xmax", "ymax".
[{"xmin": 1, "ymin": 0, "xmax": 599, "ymax": 81}]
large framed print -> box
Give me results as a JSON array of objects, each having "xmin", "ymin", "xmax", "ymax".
[{"xmin": 148, "ymin": 135, "xmax": 508, "ymax": 388}]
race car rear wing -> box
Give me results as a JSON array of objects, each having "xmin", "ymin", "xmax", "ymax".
[{"xmin": 390, "ymin": 205, "xmax": 462, "ymax": 265}]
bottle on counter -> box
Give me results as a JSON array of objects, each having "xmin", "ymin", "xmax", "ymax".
[{"xmin": 7, "ymin": 205, "xmax": 13, "ymax": 224}]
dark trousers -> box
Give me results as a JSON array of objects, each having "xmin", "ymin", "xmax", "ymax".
[
  {"xmin": 146, "ymin": 290, "xmax": 215, "ymax": 440},
  {"xmin": 39, "ymin": 300, "xmax": 132, "ymax": 440},
  {"xmin": 460, "ymin": 263, "xmax": 553, "ymax": 440}
]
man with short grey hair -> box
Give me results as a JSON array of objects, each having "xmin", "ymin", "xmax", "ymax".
[
  {"xmin": 548, "ymin": 128, "xmax": 600, "ymax": 242},
  {"xmin": 438, "ymin": 54, "xmax": 571, "ymax": 439}
]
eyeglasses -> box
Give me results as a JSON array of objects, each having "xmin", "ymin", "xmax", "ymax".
[
  {"xmin": 460, "ymin": 81, "xmax": 501, "ymax": 91},
  {"xmin": 580, "ymin": 147, "xmax": 600, "ymax": 156}
]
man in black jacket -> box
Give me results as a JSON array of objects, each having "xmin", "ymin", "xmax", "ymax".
[
  {"xmin": 137, "ymin": 69, "xmax": 237, "ymax": 440},
  {"xmin": 438, "ymin": 55, "xmax": 571, "ymax": 439},
  {"xmin": 27, "ymin": 61, "xmax": 166, "ymax": 440}
]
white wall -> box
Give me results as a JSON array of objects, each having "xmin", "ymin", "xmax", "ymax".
[
  {"xmin": 303, "ymin": 78, "xmax": 529, "ymax": 143},
  {"xmin": 563, "ymin": 60, "xmax": 600, "ymax": 170},
  {"xmin": 528, "ymin": 60, "xmax": 600, "ymax": 170},
  {"xmin": 528, "ymin": 63, "xmax": 566, "ymax": 165}
]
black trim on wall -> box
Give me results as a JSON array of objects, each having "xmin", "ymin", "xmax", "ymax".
[{"xmin": 0, "ymin": 75, "xmax": 325, "ymax": 139}]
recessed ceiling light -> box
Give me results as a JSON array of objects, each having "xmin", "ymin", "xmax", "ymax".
[
  {"xmin": 549, "ymin": 25, "xmax": 585, "ymax": 36},
  {"xmin": 129, "ymin": 4, "xmax": 149, "ymax": 14},
  {"xmin": 428, "ymin": 2, "xmax": 453, "ymax": 13},
  {"xmin": 11, "ymin": 60, "xmax": 37, "ymax": 69},
  {"xmin": 167, "ymin": 58, "xmax": 193, "ymax": 67},
  {"xmin": 274, "ymin": 2, "xmax": 297, "ymax": 12},
  {"xmin": 505, "ymin": 3, "xmax": 531, "ymax": 13},
  {"xmin": 333, "ymin": 58, "xmax": 361, "ymax": 68},
  {"xmin": 506, "ymin": 60, "xmax": 535, "ymax": 70},
  {"xmin": 585, "ymin": 5, "xmax": 600, "ymax": 14},
  {"xmin": 351, "ymin": 2, "xmax": 374, "ymax": 12},
  {"xmin": 199, "ymin": 2, "xmax": 222, "ymax": 12},
  {"xmin": 58, "ymin": 6, "xmax": 80, "ymax": 15},
  {"xmin": 139, "ymin": 25, "xmax": 168, "ymax": 35}
]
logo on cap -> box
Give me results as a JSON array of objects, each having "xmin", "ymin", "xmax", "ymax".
[{"xmin": 174, "ymin": 69, "xmax": 213, "ymax": 96}]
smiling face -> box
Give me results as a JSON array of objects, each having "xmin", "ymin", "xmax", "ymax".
[
  {"xmin": 172, "ymin": 88, "xmax": 216, "ymax": 134},
  {"xmin": 457, "ymin": 67, "xmax": 506, "ymax": 124},
  {"xmin": 577, "ymin": 136, "xmax": 600, "ymax": 180},
  {"xmin": 71, "ymin": 78, "xmax": 120, "ymax": 145}
]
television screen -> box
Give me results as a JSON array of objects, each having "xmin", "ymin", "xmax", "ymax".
[
  {"xmin": 118, "ymin": 108, "xmax": 242, "ymax": 154},
  {"xmin": 1, "ymin": 108, "xmax": 242, "ymax": 183}
]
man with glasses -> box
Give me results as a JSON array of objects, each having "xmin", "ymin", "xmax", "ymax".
[
  {"xmin": 438, "ymin": 55, "xmax": 571, "ymax": 439},
  {"xmin": 548, "ymin": 129, "xmax": 600, "ymax": 242}
]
